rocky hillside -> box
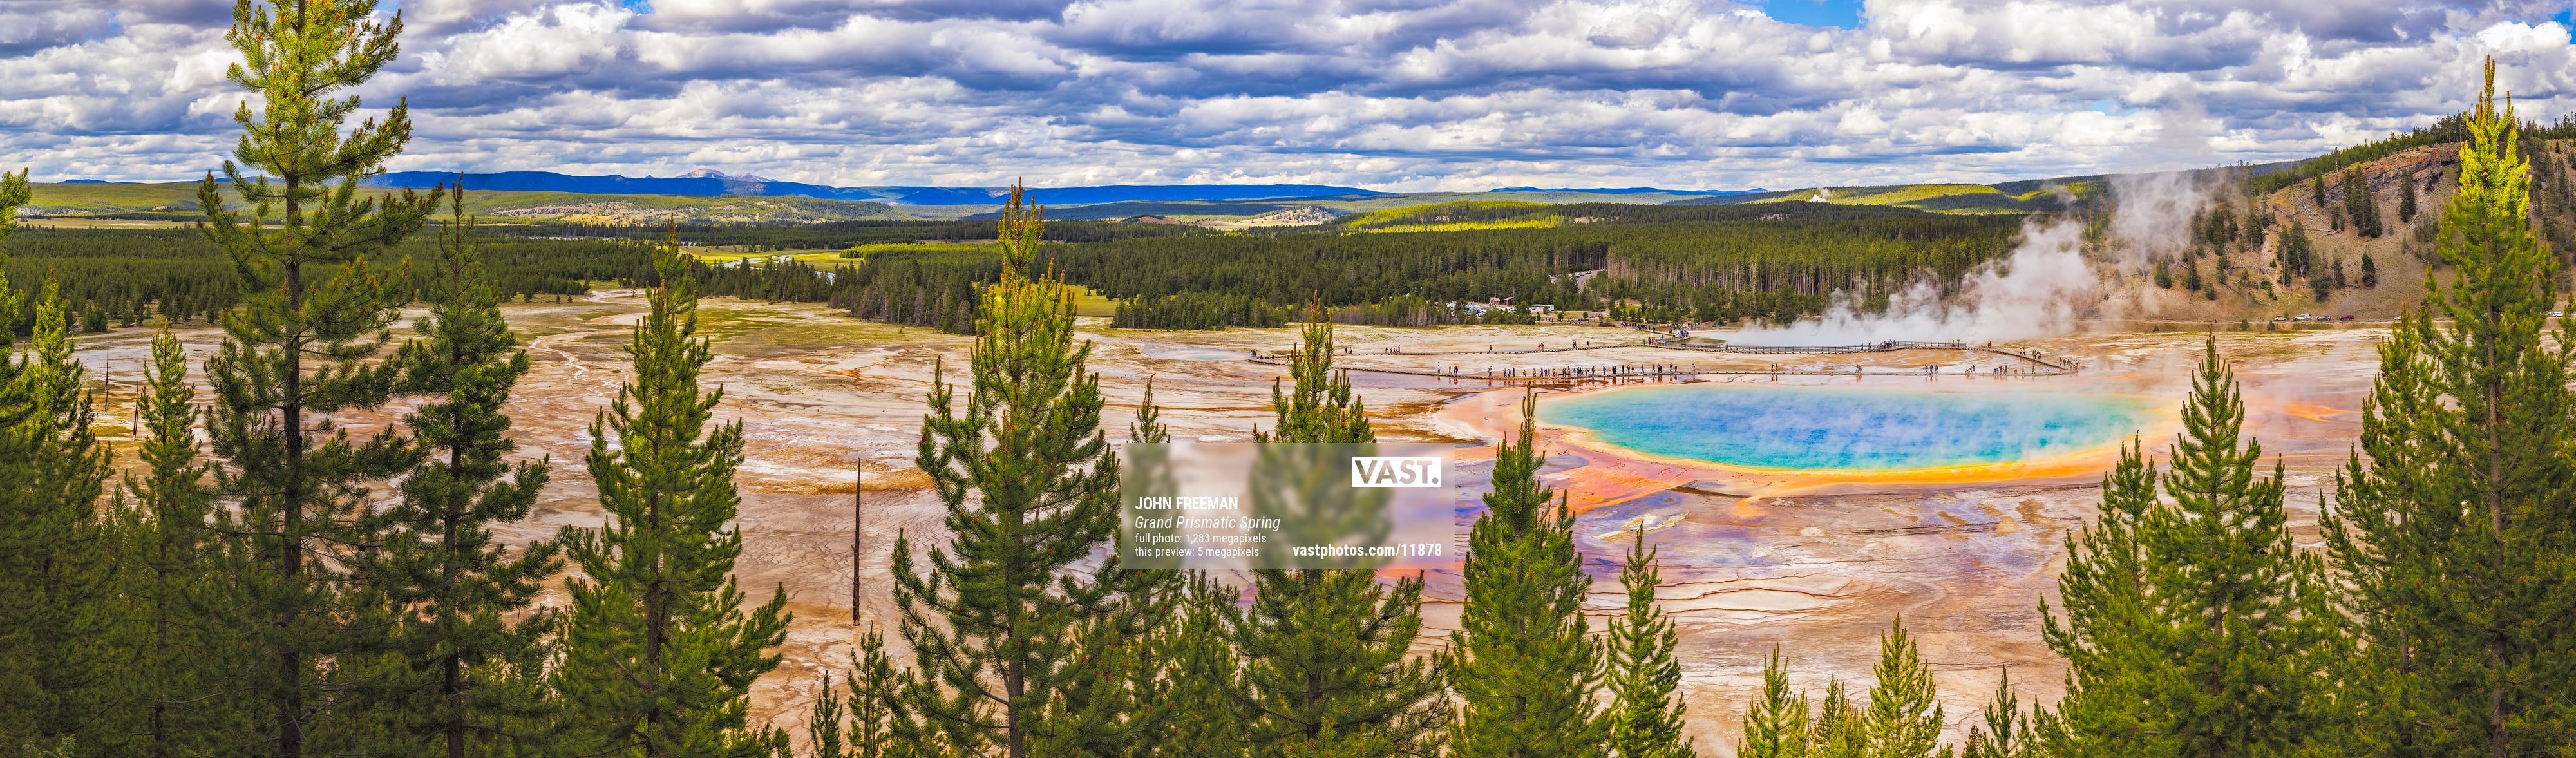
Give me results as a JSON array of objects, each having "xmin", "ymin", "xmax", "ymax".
[{"xmin": 2113, "ymin": 141, "xmax": 2529, "ymax": 325}]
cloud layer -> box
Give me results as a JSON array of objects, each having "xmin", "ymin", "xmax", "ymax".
[{"xmin": 6, "ymin": 0, "xmax": 2574, "ymax": 190}]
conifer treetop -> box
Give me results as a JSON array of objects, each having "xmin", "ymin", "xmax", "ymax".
[{"xmin": 891, "ymin": 182, "xmax": 1152, "ymax": 758}]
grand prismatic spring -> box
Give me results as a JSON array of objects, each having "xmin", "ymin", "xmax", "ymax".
[{"xmin": 1539, "ymin": 384, "xmax": 2157, "ymax": 474}]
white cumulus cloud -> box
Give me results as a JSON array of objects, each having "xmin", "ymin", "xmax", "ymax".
[{"xmin": 1, "ymin": 0, "xmax": 2572, "ymax": 189}]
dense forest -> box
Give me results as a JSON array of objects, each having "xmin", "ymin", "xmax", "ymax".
[
  {"xmin": 623, "ymin": 201, "xmax": 2028, "ymax": 333},
  {"xmin": 485, "ymin": 216, "xmax": 1217, "ymax": 248},
  {"xmin": 0, "ymin": 198, "xmax": 2003, "ymax": 336},
  {"xmin": 0, "ymin": 226, "xmax": 653, "ymax": 334}
]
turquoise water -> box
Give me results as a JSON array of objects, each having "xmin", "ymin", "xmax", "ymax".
[{"xmin": 1539, "ymin": 384, "xmax": 2155, "ymax": 471}]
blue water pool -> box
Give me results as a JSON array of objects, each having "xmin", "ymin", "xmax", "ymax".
[{"xmin": 1539, "ymin": 384, "xmax": 2155, "ymax": 471}]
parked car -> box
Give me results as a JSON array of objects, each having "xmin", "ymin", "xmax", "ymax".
[
  {"xmin": 2338, "ymin": 315, "xmax": 2354, "ymax": 321},
  {"xmin": 2293, "ymin": 314, "xmax": 2313, "ymax": 321},
  {"xmin": 2553, "ymin": 310, "xmax": 2565, "ymax": 318}
]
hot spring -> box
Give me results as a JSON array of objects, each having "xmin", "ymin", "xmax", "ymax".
[{"xmin": 1539, "ymin": 384, "xmax": 2157, "ymax": 472}]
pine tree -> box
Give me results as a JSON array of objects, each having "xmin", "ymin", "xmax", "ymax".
[
  {"xmin": 1026, "ymin": 380, "xmax": 1188, "ymax": 758},
  {"xmin": 808, "ymin": 677, "xmax": 847, "ymax": 758},
  {"xmin": 1156, "ymin": 574, "xmax": 1249, "ymax": 758},
  {"xmin": 887, "ymin": 186, "xmax": 1163, "ymax": 758},
  {"xmin": 1862, "ymin": 619, "xmax": 1942, "ymax": 758},
  {"xmin": 2143, "ymin": 336, "xmax": 2332, "ymax": 757},
  {"xmin": 2324, "ymin": 58, "xmax": 2576, "ymax": 757},
  {"xmin": 551, "ymin": 238, "xmax": 793, "ymax": 757},
  {"xmin": 2276, "ymin": 220, "xmax": 2315, "ymax": 281},
  {"xmin": 1233, "ymin": 309, "xmax": 1447, "ymax": 756},
  {"xmin": 1812, "ymin": 679, "xmax": 1868, "ymax": 758},
  {"xmin": 2038, "ymin": 437, "xmax": 2170, "ymax": 758},
  {"xmin": 2360, "ymin": 253, "xmax": 2378, "ymax": 287},
  {"xmin": 0, "ymin": 286, "xmax": 119, "ymax": 746},
  {"xmin": 193, "ymin": 0, "xmax": 439, "ymax": 752},
  {"xmin": 108, "ymin": 328, "xmax": 245, "ymax": 757},
  {"xmin": 1114, "ymin": 384, "xmax": 1247, "ymax": 758},
  {"xmin": 2345, "ymin": 172, "xmax": 2385, "ymax": 238},
  {"xmin": 1449, "ymin": 390, "xmax": 1602, "ymax": 757},
  {"xmin": 365, "ymin": 184, "xmax": 562, "ymax": 757},
  {"xmin": 2312, "ymin": 175, "xmax": 2328, "ymax": 210},
  {"xmin": 1742, "ymin": 647, "xmax": 1810, "ymax": 758},
  {"xmin": 1960, "ymin": 672, "xmax": 2028, "ymax": 758},
  {"xmin": 1604, "ymin": 530, "xmax": 1690, "ymax": 758},
  {"xmin": 810, "ymin": 629, "xmax": 929, "ymax": 758},
  {"xmin": 2399, "ymin": 172, "xmax": 2420, "ymax": 223},
  {"xmin": 842, "ymin": 629, "xmax": 923, "ymax": 758},
  {"xmin": 2043, "ymin": 337, "xmax": 2332, "ymax": 758}
]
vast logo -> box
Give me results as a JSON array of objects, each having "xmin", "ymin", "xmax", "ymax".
[{"xmin": 1350, "ymin": 456, "xmax": 1444, "ymax": 488}]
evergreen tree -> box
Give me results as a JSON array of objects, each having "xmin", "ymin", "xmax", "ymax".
[
  {"xmin": 365, "ymin": 185, "xmax": 562, "ymax": 757},
  {"xmin": 2360, "ymin": 253, "xmax": 2378, "ymax": 287},
  {"xmin": 887, "ymin": 187, "xmax": 1162, "ymax": 758},
  {"xmin": 2312, "ymin": 175, "xmax": 2328, "ymax": 210},
  {"xmin": 808, "ymin": 677, "xmax": 847, "ymax": 758},
  {"xmin": 1449, "ymin": 391, "xmax": 1602, "ymax": 757},
  {"xmin": 1118, "ymin": 384, "xmax": 1247, "ymax": 758},
  {"xmin": 1156, "ymin": 574, "xmax": 1249, "ymax": 758},
  {"xmin": 1233, "ymin": 310, "xmax": 1447, "ymax": 756},
  {"xmin": 2276, "ymin": 220, "xmax": 2315, "ymax": 281},
  {"xmin": 2324, "ymin": 58, "xmax": 2576, "ymax": 757},
  {"xmin": 1604, "ymin": 531, "xmax": 1690, "ymax": 758},
  {"xmin": 193, "ymin": 0, "xmax": 439, "ymax": 752},
  {"xmin": 1028, "ymin": 381, "xmax": 1188, "ymax": 758},
  {"xmin": 1812, "ymin": 680, "xmax": 1868, "ymax": 758},
  {"xmin": 2143, "ymin": 336, "xmax": 2332, "ymax": 757},
  {"xmin": 109, "ymin": 328, "xmax": 245, "ymax": 757},
  {"xmin": 1862, "ymin": 619, "xmax": 1942, "ymax": 758},
  {"xmin": 810, "ymin": 629, "xmax": 929, "ymax": 758},
  {"xmin": 2399, "ymin": 172, "xmax": 2420, "ymax": 223},
  {"xmin": 842, "ymin": 630, "xmax": 923, "ymax": 758},
  {"xmin": 1742, "ymin": 647, "xmax": 1810, "ymax": 758},
  {"xmin": 2038, "ymin": 437, "xmax": 2170, "ymax": 758},
  {"xmin": 1960, "ymin": 672, "xmax": 2029, "ymax": 758},
  {"xmin": 551, "ymin": 238, "xmax": 793, "ymax": 757},
  {"xmin": 0, "ymin": 280, "xmax": 119, "ymax": 749},
  {"xmin": 2345, "ymin": 172, "xmax": 2385, "ymax": 238},
  {"xmin": 2043, "ymin": 338, "xmax": 2331, "ymax": 758}
]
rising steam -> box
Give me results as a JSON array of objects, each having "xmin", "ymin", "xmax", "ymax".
[
  {"xmin": 1731, "ymin": 220, "xmax": 2102, "ymax": 346},
  {"xmin": 1730, "ymin": 167, "xmax": 2231, "ymax": 346}
]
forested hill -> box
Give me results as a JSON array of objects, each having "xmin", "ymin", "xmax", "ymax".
[{"xmin": 678, "ymin": 200, "xmax": 2030, "ymax": 332}]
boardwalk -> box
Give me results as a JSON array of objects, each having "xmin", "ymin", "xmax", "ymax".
[{"xmin": 1245, "ymin": 336, "xmax": 2077, "ymax": 384}]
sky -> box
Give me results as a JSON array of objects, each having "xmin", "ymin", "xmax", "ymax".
[{"xmin": 4, "ymin": 0, "xmax": 2576, "ymax": 191}]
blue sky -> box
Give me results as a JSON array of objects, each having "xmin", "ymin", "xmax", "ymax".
[{"xmin": 3, "ymin": 0, "xmax": 2574, "ymax": 190}]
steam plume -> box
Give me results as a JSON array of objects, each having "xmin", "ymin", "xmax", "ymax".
[{"xmin": 1731, "ymin": 221, "xmax": 2101, "ymax": 346}]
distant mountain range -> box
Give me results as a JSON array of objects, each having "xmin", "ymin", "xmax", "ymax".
[
  {"xmin": 357, "ymin": 170, "xmax": 1762, "ymax": 206},
  {"xmin": 1486, "ymin": 186, "xmax": 1766, "ymax": 196},
  {"xmin": 361, "ymin": 170, "xmax": 1404, "ymax": 207}
]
